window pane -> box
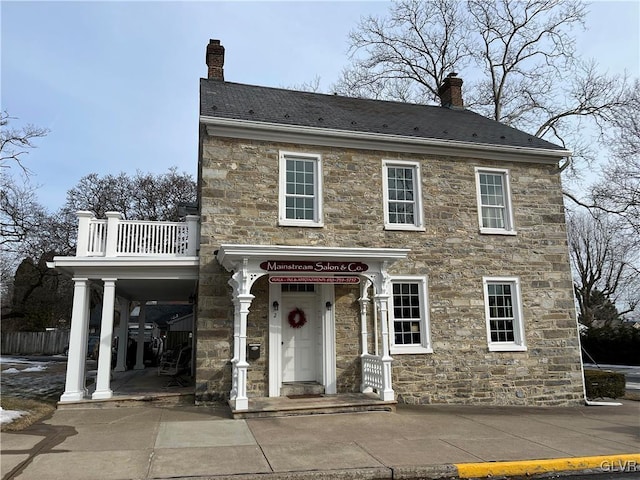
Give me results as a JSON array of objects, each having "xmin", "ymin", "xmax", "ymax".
[
  {"xmin": 387, "ymin": 166, "xmax": 417, "ymax": 225},
  {"xmin": 392, "ymin": 282, "xmax": 422, "ymax": 345},
  {"xmin": 487, "ymin": 282, "xmax": 516, "ymax": 343},
  {"xmin": 482, "ymin": 206, "xmax": 505, "ymax": 229},
  {"xmin": 479, "ymin": 173, "xmax": 506, "ymax": 229},
  {"xmin": 285, "ymin": 157, "xmax": 316, "ymax": 220}
]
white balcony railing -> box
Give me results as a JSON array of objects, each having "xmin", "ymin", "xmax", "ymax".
[
  {"xmin": 75, "ymin": 211, "xmax": 199, "ymax": 258},
  {"xmin": 361, "ymin": 353, "xmax": 384, "ymax": 391}
]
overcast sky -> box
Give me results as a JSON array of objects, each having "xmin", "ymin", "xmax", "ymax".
[{"xmin": 2, "ymin": 1, "xmax": 639, "ymax": 211}]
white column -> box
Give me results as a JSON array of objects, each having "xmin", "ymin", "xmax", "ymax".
[
  {"xmin": 359, "ymin": 281, "xmax": 371, "ymax": 356},
  {"xmin": 234, "ymin": 293, "xmax": 254, "ymax": 411},
  {"xmin": 359, "ymin": 281, "xmax": 371, "ymax": 393},
  {"xmin": 75, "ymin": 211, "xmax": 94, "ymax": 257},
  {"xmin": 229, "ymin": 297, "xmax": 240, "ymax": 400},
  {"xmin": 185, "ymin": 215, "xmax": 199, "ymax": 256},
  {"xmin": 134, "ymin": 303, "xmax": 146, "ymax": 370},
  {"xmin": 60, "ymin": 278, "xmax": 91, "ymax": 402},
  {"xmin": 375, "ymin": 293, "xmax": 395, "ymax": 401},
  {"xmin": 104, "ymin": 211, "xmax": 122, "ymax": 257},
  {"xmin": 114, "ymin": 299, "xmax": 129, "ymax": 372},
  {"xmin": 93, "ymin": 279, "xmax": 117, "ymax": 400}
]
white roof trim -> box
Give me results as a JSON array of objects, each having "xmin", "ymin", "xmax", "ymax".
[
  {"xmin": 200, "ymin": 115, "xmax": 571, "ymax": 163},
  {"xmin": 48, "ymin": 256, "xmax": 199, "ymax": 279}
]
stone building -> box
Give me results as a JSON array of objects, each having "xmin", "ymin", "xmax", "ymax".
[
  {"xmin": 51, "ymin": 39, "xmax": 585, "ymax": 415},
  {"xmin": 196, "ymin": 39, "xmax": 585, "ymax": 413}
]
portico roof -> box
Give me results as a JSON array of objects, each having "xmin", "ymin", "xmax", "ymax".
[
  {"xmin": 48, "ymin": 256, "xmax": 199, "ymax": 301},
  {"xmin": 216, "ymin": 244, "xmax": 410, "ymax": 272}
]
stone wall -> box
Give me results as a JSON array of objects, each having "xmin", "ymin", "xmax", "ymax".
[{"xmin": 196, "ymin": 135, "xmax": 584, "ymax": 406}]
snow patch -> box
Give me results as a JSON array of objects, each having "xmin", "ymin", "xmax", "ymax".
[
  {"xmin": 22, "ymin": 365, "xmax": 47, "ymax": 373},
  {"xmin": 0, "ymin": 407, "xmax": 27, "ymax": 425}
]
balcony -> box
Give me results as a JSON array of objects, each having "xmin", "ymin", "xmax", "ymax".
[{"xmin": 75, "ymin": 211, "xmax": 200, "ymax": 258}]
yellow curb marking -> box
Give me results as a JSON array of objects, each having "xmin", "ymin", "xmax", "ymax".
[{"xmin": 456, "ymin": 453, "xmax": 640, "ymax": 478}]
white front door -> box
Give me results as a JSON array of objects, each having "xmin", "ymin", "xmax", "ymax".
[{"xmin": 281, "ymin": 294, "xmax": 318, "ymax": 382}]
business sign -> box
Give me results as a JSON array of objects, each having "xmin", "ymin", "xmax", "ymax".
[
  {"xmin": 269, "ymin": 276, "xmax": 360, "ymax": 284},
  {"xmin": 260, "ymin": 260, "xmax": 369, "ymax": 273}
]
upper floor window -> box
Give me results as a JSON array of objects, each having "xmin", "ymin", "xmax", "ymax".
[
  {"xmin": 483, "ymin": 277, "xmax": 526, "ymax": 352},
  {"xmin": 474, "ymin": 167, "xmax": 516, "ymax": 235},
  {"xmin": 389, "ymin": 276, "xmax": 432, "ymax": 354},
  {"xmin": 383, "ymin": 160, "xmax": 425, "ymax": 231},
  {"xmin": 279, "ymin": 151, "xmax": 323, "ymax": 227}
]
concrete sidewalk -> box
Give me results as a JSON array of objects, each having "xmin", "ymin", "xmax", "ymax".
[{"xmin": 1, "ymin": 400, "xmax": 639, "ymax": 480}]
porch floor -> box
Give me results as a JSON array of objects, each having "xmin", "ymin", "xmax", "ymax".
[
  {"xmin": 231, "ymin": 392, "xmax": 397, "ymax": 419},
  {"xmin": 58, "ymin": 367, "xmax": 396, "ymax": 419},
  {"xmin": 58, "ymin": 365, "xmax": 195, "ymax": 409}
]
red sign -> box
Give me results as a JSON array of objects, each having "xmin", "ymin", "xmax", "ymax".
[
  {"xmin": 269, "ymin": 276, "xmax": 360, "ymax": 284},
  {"xmin": 260, "ymin": 260, "xmax": 369, "ymax": 273}
]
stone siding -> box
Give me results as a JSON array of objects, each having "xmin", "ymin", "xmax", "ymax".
[{"xmin": 196, "ymin": 135, "xmax": 584, "ymax": 406}]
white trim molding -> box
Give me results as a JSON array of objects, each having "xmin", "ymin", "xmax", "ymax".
[
  {"xmin": 474, "ymin": 167, "xmax": 517, "ymax": 236},
  {"xmin": 382, "ymin": 159, "xmax": 425, "ymax": 231},
  {"xmin": 388, "ymin": 275, "xmax": 433, "ymax": 354},
  {"xmin": 201, "ymin": 116, "xmax": 571, "ymax": 164},
  {"xmin": 278, "ymin": 151, "xmax": 324, "ymax": 227},
  {"xmin": 482, "ymin": 276, "xmax": 527, "ymax": 352}
]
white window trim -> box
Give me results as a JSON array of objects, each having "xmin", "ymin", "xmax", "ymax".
[
  {"xmin": 482, "ymin": 276, "xmax": 527, "ymax": 352},
  {"xmin": 382, "ymin": 159, "xmax": 425, "ymax": 231},
  {"xmin": 388, "ymin": 275, "xmax": 433, "ymax": 354},
  {"xmin": 474, "ymin": 167, "xmax": 516, "ymax": 235},
  {"xmin": 279, "ymin": 151, "xmax": 324, "ymax": 227}
]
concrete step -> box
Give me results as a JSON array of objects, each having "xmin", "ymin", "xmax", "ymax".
[
  {"xmin": 58, "ymin": 392, "xmax": 195, "ymax": 409},
  {"xmin": 231, "ymin": 392, "xmax": 397, "ymax": 419},
  {"xmin": 280, "ymin": 381, "xmax": 325, "ymax": 397}
]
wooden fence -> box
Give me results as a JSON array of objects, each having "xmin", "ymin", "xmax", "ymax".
[{"xmin": 1, "ymin": 330, "xmax": 70, "ymax": 355}]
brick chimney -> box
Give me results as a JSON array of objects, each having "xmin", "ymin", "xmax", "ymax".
[
  {"xmin": 438, "ymin": 72, "xmax": 464, "ymax": 108},
  {"xmin": 206, "ymin": 39, "xmax": 225, "ymax": 81}
]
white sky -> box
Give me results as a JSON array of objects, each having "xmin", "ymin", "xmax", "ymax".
[{"xmin": 2, "ymin": 0, "xmax": 639, "ymax": 210}]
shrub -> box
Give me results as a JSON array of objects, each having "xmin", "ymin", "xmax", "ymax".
[{"xmin": 584, "ymin": 369, "xmax": 626, "ymax": 399}]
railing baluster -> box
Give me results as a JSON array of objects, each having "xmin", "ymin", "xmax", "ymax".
[{"xmin": 77, "ymin": 215, "xmax": 198, "ymax": 257}]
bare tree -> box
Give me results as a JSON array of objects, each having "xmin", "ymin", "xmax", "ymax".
[
  {"xmin": 590, "ymin": 79, "xmax": 640, "ymax": 235},
  {"xmin": 1, "ymin": 110, "xmax": 49, "ymax": 173},
  {"xmin": 62, "ymin": 172, "xmax": 133, "ymax": 220},
  {"xmin": 334, "ymin": 0, "xmax": 472, "ymax": 103},
  {"xmin": 567, "ymin": 210, "xmax": 639, "ymax": 327},
  {"xmin": 128, "ymin": 168, "xmax": 197, "ymax": 221},
  {"xmin": 63, "ymin": 167, "xmax": 196, "ymax": 223},
  {"xmin": 333, "ymin": 0, "xmax": 631, "ymax": 165},
  {"xmin": 0, "ymin": 174, "xmax": 48, "ymax": 250},
  {"xmin": 564, "ymin": 80, "xmax": 639, "ymax": 235},
  {"xmin": 0, "ymin": 112, "xmax": 49, "ymax": 250},
  {"xmin": 287, "ymin": 75, "xmax": 323, "ymax": 93}
]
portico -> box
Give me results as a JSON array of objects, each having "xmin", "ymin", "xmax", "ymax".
[
  {"xmin": 49, "ymin": 211, "xmax": 200, "ymax": 403},
  {"xmin": 215, "ymin": 244, "xmax": 409, "ymax": 412}
]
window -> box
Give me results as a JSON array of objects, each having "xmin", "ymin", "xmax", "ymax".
[
  {"xmin": 475, "ymin": 167, "xmax": 516, "ymax": 235},
  {"xmin": 279, "ymin": 152, "xmax": 323, "ymax": 227},
  {"xmin": 389, "ymin": 276, "xmax": 432, "ymax": 354},
  {"xmin": 281, "ymin": 283, "xmax": 315, "ymax": 293},
  {"xmin": 383, "ymin": 160, "xmax": 424, "ymax": 231},
  {"xmin": 483, "ymin": 277, "xmax": 526, "ymax": 352}
]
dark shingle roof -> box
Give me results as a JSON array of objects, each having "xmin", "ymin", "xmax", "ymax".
[{"xmin": 200, "ymin": 79, "xmax": 564, "ymax": 152}]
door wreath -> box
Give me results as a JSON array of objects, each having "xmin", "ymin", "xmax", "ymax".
[{"xmin": 288, "ymin": 308, "xmax": 307, "ymax": 329}]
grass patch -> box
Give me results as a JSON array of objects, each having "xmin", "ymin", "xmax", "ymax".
[{"xmin": 1, "ymin": 396, "xmax": 56, "ymax": 432}]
